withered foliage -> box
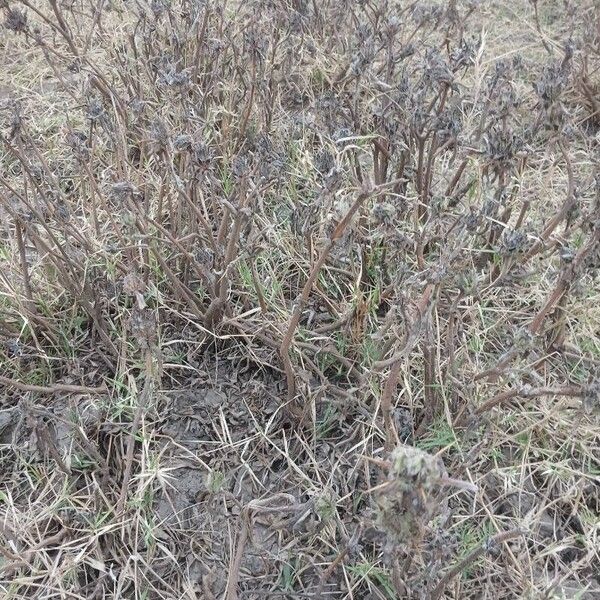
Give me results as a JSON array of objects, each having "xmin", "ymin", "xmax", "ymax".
[{"xmin": 0, "ymin": 0, "xmax": 599, "ymax": 598}]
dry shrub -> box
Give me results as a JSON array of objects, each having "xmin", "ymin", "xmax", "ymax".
[{"xmin": 0, "ymin": 1, "xmax": 599, "ymax": 598}]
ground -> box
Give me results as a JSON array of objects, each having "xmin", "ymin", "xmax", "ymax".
[{"xmin": 0, "ymin": 0, "xmax": 599, "ymax": 599}]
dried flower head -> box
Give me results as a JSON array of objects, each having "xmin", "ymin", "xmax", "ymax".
[
  {"xmin": 122, "ymin": 272, "xmax": 145, "ymax": 297},
  {"xmin": 149, "ymin": 119, "xmax": 170, "ymax": 154},
  {"xmin": 501, "ymin": 229, "xmax": 528, "ymax": 255},
  {"xmin": 4, "ymin": 7, "xmax": 27, "ymax": 33},
  {"xmin": 372, "ymin": 202, "xmax": 397, "ymax": 226},
  {"xmin": 110, "ymin": 181, "xmax": 140, "ymax": 202},
  {"xmin": 376, "ymin": 445, "xmax": 447, "ymax": 541},
  {"xmin": 66, "ymin": 130, "xmax": 89, "ymax": 160},
  {"xmin": 129, "ymin": 306, "xmax": 157, "ymax": 351},
  {"xmin": 86, "ymin": 98, "xmax": 105, "ymax": 122},
  {"xmin": 191, "ymin": 141, "xmax": 212, "ymax": 169},
  {"xmin": 582, "ymin": 381, "xmax": 600, "ymax": 415},
  {"xmin": 173, "ymin": 134, "xmax": 193, "ymax": 153}
]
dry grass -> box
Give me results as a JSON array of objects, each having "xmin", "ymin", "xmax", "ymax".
[{"xmin": 0, "ymin": 0, "xmax": 599, "ymax": 598}]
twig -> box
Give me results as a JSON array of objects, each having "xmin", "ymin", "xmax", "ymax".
[
  {"xmin": 0, "ymin": 529, "xmax": 68, "ymax": 576},
  {"xmin": 456, "ymin": 385, "xmax": 584, "ymax": 426},
  {"xmin": 279, "ymin": 183, "xmax": 377, "ymax": 402},
  {"xmin": 225, "ymin": 494, "xmax": 296, "ymax": 600},
  {"xmin": 0, "ymin": 375, "xmax": 107, "ymax": 396},
  {"xmin": 431, "ymin": 528, "xmax": 525, "ymax": 599},
  {"xmin": 116, "ymin": 351, "xmax": 154, "ymax": 514},
  {"xmin": 315, "ymin": 526, "xmax": 363, "ymax": 597}
]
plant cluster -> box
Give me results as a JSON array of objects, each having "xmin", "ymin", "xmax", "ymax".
[{"xmin": 0, "ymin": 0, "xmax": 598, "ymax": 598}]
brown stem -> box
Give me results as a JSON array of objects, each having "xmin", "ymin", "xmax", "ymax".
[
  {"xmin": 280, "ymin": 185, "xmax": 376, "ymax": 402},
  {"xmin": 445, "ymin": 157, "xmax": 468, "ymax": 197},
  {"xmin": 431, "ymin": 529, "xmax": 524, "ymax": 599},
  {"xmin": 0, "ymin": 375, "xmax": 107, "ymax": 396},
  {"xmin": 524, "ymin": 143, "xmax": 575, "ymax": 262},
  {"xmin": 117, "ymin": 350, "xmax": 154, "ymax": 515},
  {"xmin": 530, "ymin": 228, "xmax": 599, "ymax": 336},
  {"xmin": 315, "ymin": 526, "xmax": 363, "ymax": 597},
  {"xmin": 456, "ymin": 385, "xmax": 583, "ymax": 426},
  {"xmin": 381, "ymin": 358, "xmax": 403, "ymax": 451}
]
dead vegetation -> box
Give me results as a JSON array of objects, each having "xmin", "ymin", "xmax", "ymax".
[{"xmin": 0, "ymin": 0, "xmax": 598, "ymax": 598}]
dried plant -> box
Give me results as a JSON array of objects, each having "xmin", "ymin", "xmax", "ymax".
[{"xmin": 0, "ymin": 0, "xmax": 599, "ymax": 598}]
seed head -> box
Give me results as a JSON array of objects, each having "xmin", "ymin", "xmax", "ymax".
[
  {"xmin": 110, "ymin": 181, "xmax": 140, "ymax": 202},
  {"xmin": 192, "ymin": 141, "xmax": 212, "ymax": 168},
  {"xmin": 501, "ymin": 229, "xmax": 528, "ymax": 255},
  {"xmin": 86, "ymin": 98, "xmax": 105, "ymax": 122},
  {"xmin": 376, "ymin": 445, "xmax": 446, "ymax": 541},
  {"xmin": 314, "ymin": 149, "xmax": 334, "ymax": 176},
  {"xmin": 583, "ymin": 381, "xmax": 600, "ymax": 415},
  {"xmin": 122, "ymin": 272, "xmax": 145, "ymax": 297},
  {"xmin": 4, "ymin": 8, "xmax": 27, "ymax": 34},
  {"xmin": 66, "ymin": 130, "xmax": 89, "ymax": 160},
  {"xmin": 173, "ymin": 134, "xmax": 192, "ymax": 153},
  {"xmin": 372, "ymin": 202, "xmax": 396, "ymax": 226}
]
